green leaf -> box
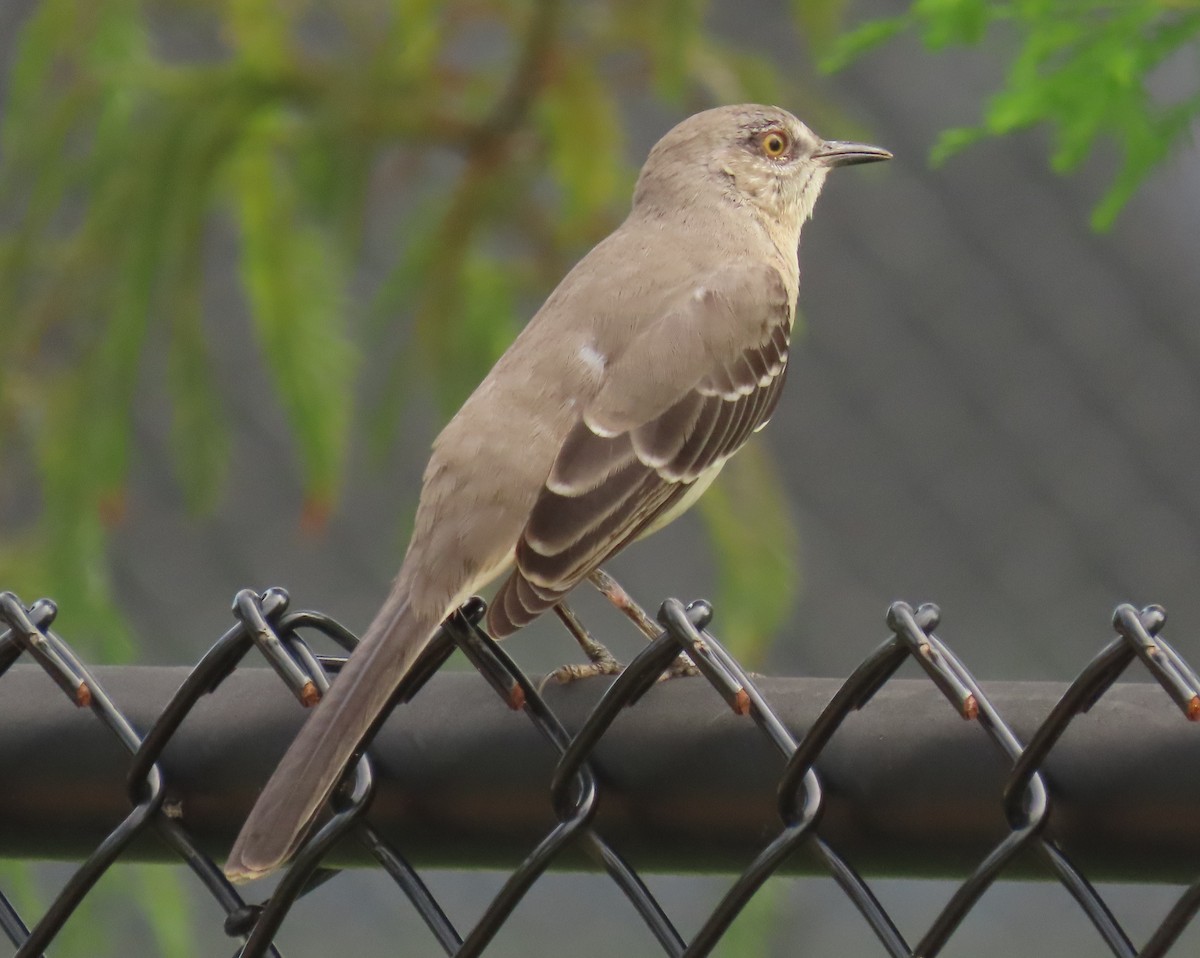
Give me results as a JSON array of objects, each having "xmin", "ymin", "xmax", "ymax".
[
  {"xmin": 406, "ymin": 168, "xmax": 513, "ymax": 416},
  {"xmin": 643, "ymin": 0, "xmax": 706, "ymax": 101},
  {"xmin": 458, "ymin": 250, "xmax": 522, "ymax": 372},
  {"xmin": 913, "ymin": 0, "xmax": 992, "ymax": 49},
  {"xmin": 391, "ymin": 0, "xmax": 446, "ymax": 80},
  {"xmin": 230, "ymin": 111, "xmax": 356, "ymax": 509},
  {"xmin": 0, "ymin": 860, "xmax": 41, "ymax": 916},
  {"xmin": 791, "ymin": 0, "xmax": 853, "ymax": 55},
  {"xmin": 293, "ymin": 118, "xmax": 372, "ymax": 253},
  {"xmin": 0, "ymin": 0, "xmax": 93, "ymax": 159},
  {"xmin": 713, "ymin": 877, "xmax": 783, "ymax": 958},
  {"xmin": 929, "ymin": 124, "xmax": 987, "ymax": 165},
  {"xmin": 820, "ymin": 15, "xmax": 910, "ymax": 73},
  {"xmin": 168, "ymin": 298, "xmax": 231, "ymax": 514},
  {"xmin": 982, "ymin": 82, "xmax": 1046, "ymax": 136},
  {"xmin": 1089, "ymin": 103, "xmax": 1181, "ymax": 231},
  {"xmin": 34, "ymin": 374, "xmax": 135, "ymax": 657},
  {"xmin": 366, "ymin": 190, "xmax": 450, "ymax": 459},
  {"xmin": 135, "ymin": 865, "xmax": 194, "ymax": 958},
  {"xmin": 423, "ymin": 244, "xmax": 523, "ymax": 415},
  {"xmin": 538, "ymin": 54, "xmax": 624, "ymax": 228},
  {"xmin": 824, "ymin": 0, "xmax": 1200, "ymax": 228},
  {"xmin": 227, "ymin": 0, "xmax": 294, "ymax": 71},
  {"xmin": 697, "ymin": 443, "xmax": 799, "ymax": 665}
]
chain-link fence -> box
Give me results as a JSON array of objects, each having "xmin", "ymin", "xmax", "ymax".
[{"xmin": 2, "ymin": 586, "xmax": 1200, "ymax": 957}]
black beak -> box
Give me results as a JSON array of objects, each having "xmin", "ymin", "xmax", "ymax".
[{"xmin": 812, "ymin": 140, "xmax": 893, "ymax": 168}]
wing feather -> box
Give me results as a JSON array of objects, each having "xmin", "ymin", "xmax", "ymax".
[
  {"xmin": 526, "ymin": 455, "xmax": 649, "ymax": 554},
  {"xmin": 668, "ymin": 394, "xmax": 729, "ymax": 481},
  {"xmin": 547, "ymin": 429, "xmax": 636, "ymax": 496},
  {"xmin": 487, "ymin": 260, "xmax": 794, "ymax": 638},
  {"xmin": 518, "ymin": 474, "xmax": 676, "ymax": 587},
  {"xmin": 631, "ymin": 391, "xmax": 706, "ymax": 467}
]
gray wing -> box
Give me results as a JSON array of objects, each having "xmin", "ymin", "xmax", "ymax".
[{"xmin": 488, "ymin": 260, "xmax": 793, "ymax": 636}]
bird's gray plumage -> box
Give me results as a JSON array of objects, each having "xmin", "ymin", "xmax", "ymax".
[
  {"xmin": 491, "ymin": 260, "xmax": 793, "ymax": 631},
  {"xmin": 224, "ymin": 103, "xmax": 890, "ymax": 883}
]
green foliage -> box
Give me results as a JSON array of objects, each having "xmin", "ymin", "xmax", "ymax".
[
  {"xmin": 230, "ymin": 108, "xmax": 354, "ymax": 512},
  {"xmin": 0, "ymin": 860, "xmax": 143, "ymax": 958},
  {"xmin": 0, "ymin": 861, "xmax": 39, "ymax": 920},
  {"xmin": 824, "ymin": 0, "xmax": 1200, "ymax": 230},
  {"xmin": 538, "ymin": 56, "xmax": 624, "ymax": 228},
  {"xmin": 713, "ymin": 876, "xmax": 783, "ymax": 958},
  {"xmin": 134, "ymin": 863, "xmax": 194, "ymax": 958}
]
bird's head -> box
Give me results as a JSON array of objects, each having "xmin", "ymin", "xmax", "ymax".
[{"xmin": 633, "ymin": 104, "xmax": 891, "ymax": 246}]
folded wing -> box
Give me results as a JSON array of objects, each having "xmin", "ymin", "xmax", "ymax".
[{"xmin": 488, "ymin": 259, "xmax": 794, "ymax": 636}]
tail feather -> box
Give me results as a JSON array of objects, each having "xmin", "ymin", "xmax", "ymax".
[{"xmin": 224, "ymin": 589, "xmax": 441, "ymax": 883}]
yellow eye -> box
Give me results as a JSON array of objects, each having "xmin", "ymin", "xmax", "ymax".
[{"xmin": 761, "ymin": 130, "xmax": 789, "ymax": 158}]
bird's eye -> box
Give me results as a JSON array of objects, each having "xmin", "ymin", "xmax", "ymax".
[{"xmin": 761, "ymin": 130, "xmax": 790, "ymax": 158}]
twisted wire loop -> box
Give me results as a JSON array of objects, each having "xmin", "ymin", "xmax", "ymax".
[{"xmin": 2, "ymin": 588, "xmax": 1199, "ymax": 957}]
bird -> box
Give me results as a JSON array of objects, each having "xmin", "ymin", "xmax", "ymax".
[{"xmin": 224, "ymin": 103, "xmax": 891, "ymax": 883}]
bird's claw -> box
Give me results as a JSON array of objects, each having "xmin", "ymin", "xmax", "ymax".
[{"xmin": 538, "ymin": 655, "xmax": 625, "ymax": 692}]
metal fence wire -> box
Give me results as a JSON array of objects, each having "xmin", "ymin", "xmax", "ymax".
[{"xmin": 2, "ymin": 586, "xmax": 1200, "ymax": 957}]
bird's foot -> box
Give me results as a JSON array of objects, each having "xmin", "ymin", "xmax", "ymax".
[
  {"xmin": 539, "ymin": 653, "xmax": 625, "ymax": 691},
  {"xmin": 543, "ymin": 601, "xmax": 626, "ymax": 690},
  {"xmin": 660, "ymin": 652, "xmax": 701, "ymax": 680}
]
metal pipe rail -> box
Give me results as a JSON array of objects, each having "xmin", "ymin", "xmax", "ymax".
[{"xmin": 3, "ymin": 663, "xmax": 1198, "ymax": 883}]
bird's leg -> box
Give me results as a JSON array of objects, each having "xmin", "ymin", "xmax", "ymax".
[
  {"xmin": 541, "ymin": 601, "xmax": 625, "ymax": 689},
  {"xmin": 554, "ymin": 601, "xmax": 623, "ymax": 669},
  {"xmin": 587, "ymin": 568, "xmax": 700, "ymax": 678},
  {"xmin": 586, "ymin": 568, "xmax": 658, "ymax": 637},
  {"xmin": 542, "ymin": 569, "xmax": 701, "ymax": 687}
]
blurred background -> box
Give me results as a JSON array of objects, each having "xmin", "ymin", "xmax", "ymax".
[{"xmin": 1, "ymin": 0, "xmax": 1198, "ymax": 955}]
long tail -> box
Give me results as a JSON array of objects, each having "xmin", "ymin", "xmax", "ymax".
[{"xmin": 223, "ymin": 588, "xmax": 442, "ymax": 883}]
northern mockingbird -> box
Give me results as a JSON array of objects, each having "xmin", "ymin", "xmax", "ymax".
[{"xmin": 225, "ymin": 103, "xmax": 890, "ymax": 883}]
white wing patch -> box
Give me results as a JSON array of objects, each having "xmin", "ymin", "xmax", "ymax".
[{"xmin": 578, "ymin": 343, "xmax": 607, "ymax": 376}]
